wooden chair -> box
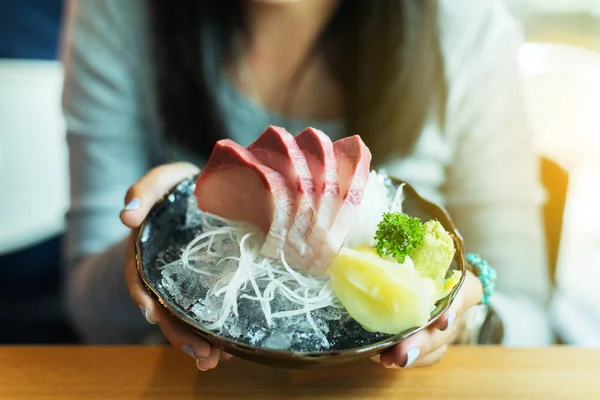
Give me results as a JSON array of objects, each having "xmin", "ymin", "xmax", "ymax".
[
  {"xmin": 539, "ymin": 156, "xmax": 569, "ymax": 286},
  {"xmin": 519, "ymin": 42, "xmax": 600, "ymax": 284}
]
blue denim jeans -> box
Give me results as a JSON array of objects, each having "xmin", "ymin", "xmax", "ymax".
[{"xmin": 0, "ymin": 234, "xmax": 78, "ymax": 344}]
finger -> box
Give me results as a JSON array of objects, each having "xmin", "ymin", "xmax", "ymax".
[
  {"xmin": 123, "ymin": 224, "xmax": 213, "ymax": 364},
  {"xmin": 385, "ymin": 345, "xmax": 449, "ymax": 369},
  {"xmin": 196, "ymin": 346, "xmax": 221, "ymax": 371},
  {"xmin": 157, "ymin": 316, "xmax": 212, "ymax": 362},
  {"xmin": 120, "ymin": 162, "xmax": 200, "ymax": 228},
  {"xmin": 370, "ymin": 354, "xmax": 381, "ymax": 364},
  {"xmin": 379, "ymin": 334, "xmax": 425, "ymax": 368},
  {"xmin": 123, "ymin": 233, "xmax": 169, "ymax": 325},
  {"xmin": 463, "ymin": 270, "xmax": 484, "ymax": 309},
  {"xmin": 408, "ymin": 345, "xmax": 448, "ymax": 368},
  {"xmin": 430, "ymin": 297, "xmax": 463, "ymax": 333},
  {"xmin": 431, "ymin": 270, "xmax": 483, "ymax": 331},
  {"xmin": 378, "ymin": 329, "xmax": 429, "ymax": 368},
  {"xmin": 375, "ymin": 271, "xmax": 482, "ymax": 369},
  {"xmin": 382, "ymin": 316, "xmax": 461, "ymax": 369},
  {"xmin": 220, "ymin": 351, "xmax": 234, "ymax": 362}
]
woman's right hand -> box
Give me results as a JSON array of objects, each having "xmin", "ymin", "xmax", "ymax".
[{"xmin": 120, "ymin": 162, "xmax": 231, "ymax": 371}]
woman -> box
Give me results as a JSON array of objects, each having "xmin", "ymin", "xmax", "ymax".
[{"xmin": 62, "ymin": 0, "xmax": 554, "ymax": 371}]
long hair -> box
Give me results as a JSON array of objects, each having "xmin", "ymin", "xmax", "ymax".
[{"xmin": 149, "ymin": 1, "xmax": 446, "ymax": 164}]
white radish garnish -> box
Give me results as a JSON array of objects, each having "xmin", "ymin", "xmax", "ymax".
[
  {"xmin": 172, "ymin": 213, "xmax": 341, "ymax": 343},
  {"xmin": 343, "ymin": 170, "xmax": 403, "ymax": 249}
]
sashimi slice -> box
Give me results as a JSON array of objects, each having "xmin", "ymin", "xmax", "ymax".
[
  {"xmin": 295, "ymin": 127, "xmax": 341, "ymax": 264},
  {"xmin": 194, "ymin": 139, "xmax": 295, "ymax": 258},
  {"xmin": 343, "ymin": 171, "xmax": 395, "ymax": 249},
  {"xmin": 318, "ymin": 135, "xmax": 372, "ymax": 270},
  {"xmin": 248, "ymin": 126, "xmax": 316, "ymax": 265},
  {"xmin": 295, "ymin": 128, "xmax": 339, "ymax": 205}
]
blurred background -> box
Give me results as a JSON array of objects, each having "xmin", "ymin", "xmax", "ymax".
[
  {"xmin": 508, "ymin": 0, "xmax": 600, "ymax": 345},
  {"xmin": 0, "ymin": 0, "xmax": 598, "ymax": 345}
]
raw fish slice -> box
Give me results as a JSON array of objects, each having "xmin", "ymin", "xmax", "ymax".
[
  {"xmin": 342, "ymin": 171, "xmax": 395, "ymax": 249},
  {"xmin": 317, "ymin": 135, "xmax": 372, "ymax": 271},
  {"xmin": 194, "ymin": 139, "xmax": 295, "ymax": 258},
  {"xmin": 295, "ymin": 127, "xmax": 341, "ymax": 263},
  {"xmin": 248, "ymin": 126, "xmax": 316, "ymax": 265}
]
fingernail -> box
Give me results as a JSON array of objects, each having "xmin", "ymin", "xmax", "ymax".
[
  {"xmin": 402, "ymin": 348, "xmax": 420, "ymax": 368},
  {"xmin": 122, "ymin": 198, "xmax": 141, "ymax": 212},
  {"xmin": 443, "ymin": 312, "xmax": 457, "ymax": 331},
  {"xmin": 196, "ymin": 360, "xmax": 209, "ymax": 372},
  {"xmin": 182, "ymin": 345, "xmax": 204, "ymax": 361},
  {"xmin": 139, "ymin": 305, "xmax": 156, "ymax": 324}
]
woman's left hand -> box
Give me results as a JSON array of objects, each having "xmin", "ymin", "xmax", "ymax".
[{"xmin": 373, "ymin": 270, "xmax": 483, "ymax": 369}]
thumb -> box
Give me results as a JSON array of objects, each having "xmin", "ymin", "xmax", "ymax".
[{"xmin": 120, "ymin": 162, "xmax": 200, "ymax": 229}]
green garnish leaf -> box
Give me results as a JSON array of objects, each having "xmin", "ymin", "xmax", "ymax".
[{"xmin": 373, "ymin": 212, "xmax": 425, "ymax": 263}]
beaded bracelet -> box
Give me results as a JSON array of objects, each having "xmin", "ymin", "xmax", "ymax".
[{"xmin": 466, "ymin": 253, "xmax": 497, "ymax": 306}]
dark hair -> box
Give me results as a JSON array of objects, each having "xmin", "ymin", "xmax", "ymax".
[{"xmin": 149, "ymin": 1, "xmax": 445, "ymax": 164}]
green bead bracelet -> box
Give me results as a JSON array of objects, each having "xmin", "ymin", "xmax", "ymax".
[{"xmin": 466, "ymin": 253, "xmax": 497, "ymax": 306}]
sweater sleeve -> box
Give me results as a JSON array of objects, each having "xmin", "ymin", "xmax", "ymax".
[
  {"xmin": 438, "ymin": 0, "xmax": 554, "ymax": 345},
  {"xmin": 61, "ymin": 0, "xmax": 161, "ymax": 343}
]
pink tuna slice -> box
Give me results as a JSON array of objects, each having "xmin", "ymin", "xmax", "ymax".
[
  {"xmin": 295, "ymin": 127, "xmax": 341, "ymax": 267},
  {"xmin": 194, "ymin": 139, "xmax": 295, "ymax": 257},
  {"xmin": 248, "ymin": 126, "xmax": 316, "ymax": 265},
  {"xmin": 317, "ymin": 135, "xmax": 372, "ymax": 269}
]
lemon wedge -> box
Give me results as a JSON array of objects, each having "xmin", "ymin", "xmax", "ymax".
[
  {"xmin": 329, "ymin": 247, "xmax": 433, "ymax": 334},
  {"xmin": 432, "ymin": 269, "xmax": 462, "ymax": 302}
]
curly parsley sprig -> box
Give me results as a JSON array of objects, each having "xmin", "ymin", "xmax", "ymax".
[{"xmin": 373, "ymin": 212, "xmax": 425, "ymax": 263}]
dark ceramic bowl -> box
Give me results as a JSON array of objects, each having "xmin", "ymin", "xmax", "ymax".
[{"xmin": 135, "ymin": 176, "xmax": 466, "ymax": 369}]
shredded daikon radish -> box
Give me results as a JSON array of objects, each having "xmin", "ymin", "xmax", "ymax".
[
  {"xmin": 177, "ymin": 214, "xmax": 337, "ymax": 336},
  {"xmin": 390, "ymin": 183, "xmax": 405, "ymax": 213},
  {"xmin": 271, "ymin": 304, "xmax": 327, "ymax": 319}
]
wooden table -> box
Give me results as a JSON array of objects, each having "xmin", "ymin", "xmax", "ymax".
[{"xmin": 1, "ymin": 346, "xmax": 599, "ymax": 399}]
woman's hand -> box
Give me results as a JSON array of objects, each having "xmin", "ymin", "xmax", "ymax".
[
  {"xmin": 121, "ymin": 162, "xmax": 232, "ymax": 371},
  {"xmin": 373, "ymin": 270, "xmax": 483, "ymax": 369}
]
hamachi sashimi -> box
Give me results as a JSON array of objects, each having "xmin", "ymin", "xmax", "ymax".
[
  {"xmin": 194, "ymin": 139, "xmax": 295, "ymax": 257},
  {"xmin": 315, "ymin": 135, "xmax": 372, "ymax": 271},
  {"xmin": 295, "ymin": 127, "xmax": 341, "ymax": 265},
  {"xmin": 343, "ymin": 171, "xmax": 396, "ymax": 249},
  {"xmin": 248, "ymin": 126, "xmax": 316, "ymax": 264}
]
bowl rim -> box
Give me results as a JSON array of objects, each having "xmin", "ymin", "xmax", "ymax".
[{"xmin": 135, "ymin": 175, "xmax": 467, "ymax": 362}]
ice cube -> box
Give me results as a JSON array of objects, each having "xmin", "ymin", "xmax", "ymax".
[
  {"xmin": 225, "ymin": 320, "xmax": 243, "ymax": 338},
  {"xmin": 156, "ymin": 248, "xmax": 184, "ymax": 269},
  {"xmin": 262, "ymin": 332, "xmax": 293, "ymax": 350},
  {"xmin": 162, "ymin": 264, "xmax": 208, "ymax": 310},
  {"xmin": 185, "ymin": 196, "xmax": 203, "ymax": 229},
  {"xmin": 313, "ymin": 306, "xmax": 344, "ymax": 322},
  {"xmin": 191, "ymin": 295, "xmax": 223, "ymax": 323},
  {"xmin": 246, "ymin": 325, "xmax": 269, "ymax": 346}
]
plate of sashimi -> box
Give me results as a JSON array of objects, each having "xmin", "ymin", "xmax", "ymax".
[{"xmin": 135, "ymin": 126, "xmax": 467, "ymax": 369}]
